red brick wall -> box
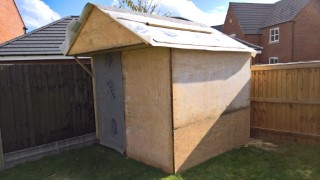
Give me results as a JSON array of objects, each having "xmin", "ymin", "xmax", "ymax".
[
  {"xmin": 223, "ymin": 6, "xmax": 245, "ymax": 39},
  {"xmin": 293, "ymin": 0, "xmax": 320, "ymax": 62},
  {"xmin": 223, "ymin": 6, "xmax": 261, "ymax": 64},
  {"xmin": 260, "ymin": 22, "xmax": 294, "ymax": 64},
  {"xmin": 0, "ymin": 0, "xmax": 25, "ymax": 44}
]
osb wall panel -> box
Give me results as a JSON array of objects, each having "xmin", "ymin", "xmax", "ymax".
[
  {"xmin": 172, "ymin": 49, "xmax": 251, "ymax": 172},
  {"xmin": 121, "ymin": 47, "xmax": 173, "ymax": 173},
  {"xmin": 69, "ymin": 7, "xmax": 142, "ymax": 55},
  {"xmin": 172, "ymin": 49, "xmax": 251, "ymax": 129},
  {"xmin": 174, "ymin": 108, "xmax": 250, "ymax": 172}
]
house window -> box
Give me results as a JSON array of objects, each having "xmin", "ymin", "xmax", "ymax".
[
  {"xmin": 270, "ymin": 27, "xmax": 279, "ymax": 43},
  {"xmin": 269, "ymin": 57, "xmax": 279, "ymax": 64}
]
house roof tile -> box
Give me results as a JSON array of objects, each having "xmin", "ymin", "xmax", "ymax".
[
  {"xmin": 230, "ymin": 0, "xmax": 312, "ymax": 34},
  {"xmin": 262, "ymin": 0, "xmax": 311, "ymax": 28},
  {"xmin": 230, "ymin": 3, "xmax": 274, "ymax": 34},
  {"xmin": 0, "ymin": 16, "xmax": 79, "ymax": 57}
]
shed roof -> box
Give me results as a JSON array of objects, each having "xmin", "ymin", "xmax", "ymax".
[
  {"xmin": 0, "ymin": 16, "xmax": 78, "ymax": 59},
  {"xmin": 62, "ymin": 3, "xmax": 256, "ymax": 56},
  {"xmin": 230, "ymin": 0, "xmax": 312, "ymax": 34}
]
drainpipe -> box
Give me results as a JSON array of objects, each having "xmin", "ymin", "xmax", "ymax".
[
  {"xmin": 258, "ymin": 33, "xmax": 262, "ymax": 64},
  {"xmin": 291, "ymin": 21, "xmax": 296, "ymax": 62},
  {"xmin": 73, "ymin": 56, "xmax": 94, "ymax": 78}
]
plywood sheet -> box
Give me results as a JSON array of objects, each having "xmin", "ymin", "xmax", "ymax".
[
  {"xmin": 174, "ymin": 108, "xmax": 250, "ymax": 172},
  {"xmin": 172, "ymin": 49, "xmax": 251, "ymax": 129},
  {"xmin": 92, "ymin": 52, "xmax": 126, "ymax": 153},
  {"xmin": 122, "ymin": 47, "xmax": 173, "ymax": 173},
  {"xmin": 171, "ymin": 49, "xmax": 251, "ymax": 172},
  {"xmin": 69, "ymin": 7, "xmax": 143, "ymax": 55}
]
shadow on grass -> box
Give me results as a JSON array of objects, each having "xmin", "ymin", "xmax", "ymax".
[{"xmin": 0, "ymin": 142, "xmax": 319, "ymax": 180}]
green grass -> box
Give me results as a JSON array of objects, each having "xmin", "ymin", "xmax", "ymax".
[{"xmin": 0, "ymin": 140, "xmax": 319, "ymax": 180}]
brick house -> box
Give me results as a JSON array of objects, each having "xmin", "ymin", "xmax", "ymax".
[
  {"xmin": 0, "ymin": 0, "xmax": 26, "ymax": 44},
  {"xmin": 223, "ymin": 0, "xmax": 320, "ymax": 64}
]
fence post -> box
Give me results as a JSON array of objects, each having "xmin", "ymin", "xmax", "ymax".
[{"xmin": 0, "ymin": 128, "xmax": 4, "ymax": 171}]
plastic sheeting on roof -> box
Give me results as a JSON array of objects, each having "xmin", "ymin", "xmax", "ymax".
[{"xmin": 61, "ymin": 3, "xmax": 256, "ymax": 56}]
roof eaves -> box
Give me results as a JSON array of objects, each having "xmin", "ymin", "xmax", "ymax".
[{"xmin": 0, "ymin": 15, "xmax": 75, "ymax": 48}]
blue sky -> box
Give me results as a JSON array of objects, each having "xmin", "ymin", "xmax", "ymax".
[{"xmin": 15, "ymin": 0, "xmax": 279, "ymax": 31}]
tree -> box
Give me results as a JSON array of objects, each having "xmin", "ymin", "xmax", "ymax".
[{"xmin": 115, "ymin": 0, "xmax": 167, "ymax": 15}]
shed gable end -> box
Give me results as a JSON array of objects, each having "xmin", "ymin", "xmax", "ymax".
[{"xmin": 68, "ymin": 7, "xmax": 143, "ymax": 55}]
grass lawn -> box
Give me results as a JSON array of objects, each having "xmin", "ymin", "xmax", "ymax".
[{"xmin": 0, "ymin": 139, "xmax": 319, "ymax": 180}]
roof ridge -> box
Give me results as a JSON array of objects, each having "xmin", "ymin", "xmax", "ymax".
[{"xmin": 0, "ymin": 15, "xmax": 76, "ymax": 47}]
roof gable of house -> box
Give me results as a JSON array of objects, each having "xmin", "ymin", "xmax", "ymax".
[
  {"xmin": 230, "ymin": 0, "xmax": 312, "ymax": 34},
  {"xmin": 262, "ymin": 0, "xmax": 311, "ymax": 28},
  {"xmin": 230, "ymin": 3, "xmax": 274, "ymax": 34},
  {"xmin": 0, "ymin": 16, "xmax": 78, "ymax": 57}
]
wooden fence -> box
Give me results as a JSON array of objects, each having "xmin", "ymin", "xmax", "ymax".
[
  {"xmin": 251, "ymin": 61, "xmax": 320, "ymax": 145},
  {"xmin": 0, "ymin": 64, "xmax": 95, "ymax": 153}
]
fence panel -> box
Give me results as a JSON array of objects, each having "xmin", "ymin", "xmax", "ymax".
[
  {"xmin": 251, "ymin": 62, "xmax": 320, "ymax": 145},
  {"xmin": 0, "ymin": 64, "xmax": 95, "ymax": 153}
]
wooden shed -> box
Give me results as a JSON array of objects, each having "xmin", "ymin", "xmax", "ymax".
[{"xmin": 62, "ymin": 3, "xmax": 256, "ymax": 173}]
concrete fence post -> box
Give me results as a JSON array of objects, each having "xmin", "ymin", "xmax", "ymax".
[{"xmin": 0, "ymin": 128, "xmax": 4, "ymax": 171}]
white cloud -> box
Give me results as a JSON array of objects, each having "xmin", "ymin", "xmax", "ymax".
[
  {"xmin": 111, "ymin": 0, "xmax": 280, "ymax": 26},
  {"xmin": 157, "ymin": 0, "xmax": 280, "ymax": 26},
  {"xmin": 15, "ymin": 0, "xmax": 61, "ymax": 30}
]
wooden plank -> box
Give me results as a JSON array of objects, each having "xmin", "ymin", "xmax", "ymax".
[
  {"xmin": 9, "ymin": 66, "xmax": 24, "ymax": 150},
  {"xmin": 314, "ymin": 68, "xmax": 320, "ymax": 100},
  {"xmin": 251, "ymin": 97, "xmax": 320, "ymax": 105},
  {"xmin": 262, "ymin": 71, "xmax": 267, "ymax": 98},
  {"xmin": 251, "ymin": 127, "xmax": 320, "ymax": 142},
  {"xmin": 258, "ymin": 71, "xmax": 263, "ymax": 97},
  {"xmin": 40, "ymin": 65, "xmax": 50, "ymax": 144},
  {"xmin": 81, "ymin": 65, "xmax": 89, "ymax": 134},
  {"xmin": 297, "ymin": 69, "xmax": 304, "ymax": 100},
  {"xmin": 23, "ymin": 66, "xmax": 36, "ymax": 147},
  {"xmin": 56, "ymin": 65, "xmax": 68, "ymax": 139},
  {"xmin": 271, "ymin": 70, "xmax": 277, "ymax": 98},
  {"xmin": 251, "ymin": 61, "xmax": 320, "ymax": 71},
  {"xmin": 286, "ymin": 70, "xmax": 293, "ymax": 99},
  {"xmin": 30, "ymin": 65, "xmax": 41, "ymax": 145},
  {"xmin": 85, "ymin": 64, "xmax": 95, "ymax": 134},
  {"xmin": 276, "ymin": 70, "xmax": 282, "ymax": 98},
  {"xmin": 122, "ymin": 47, "xmax": 173, "ymax": 173},
  {"xmin": 0, "ymin": 128, "xmax": 4, "ymax": 171},
  {"xmin": 91, "ymin": 59, "xmax": 100, "ymax": 139},
  {"xmin": 254, "ymin": 71, "xmax": 259, "ymax": 97},
  {"xmin": 267, "ymin": 70, "xmax": 272, "ymax": 98},
  {"xmin": 250, "ymin": 71, "xmax": 255, "ymax": 97},
  {"xmin": 292, "ymin": 69, "xmax": 298, "ymax": 99},
  {"xmin": 302, "ymin": 69, "xmax": 309, "ymax": 100}
]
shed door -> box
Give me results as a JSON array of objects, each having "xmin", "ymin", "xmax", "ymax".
[{"xmin": 93, "ymin": 52, "xmax": 125, "ymax": 153}]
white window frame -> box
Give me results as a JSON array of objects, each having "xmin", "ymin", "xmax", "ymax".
[
  {"xmin": 269, "ymin": 27, "xmax": 279, "ymax": 43},
  {"xmin": 269, "ymin": 57, "xmax": 279, "ymax": 64}
]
